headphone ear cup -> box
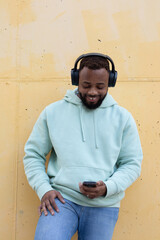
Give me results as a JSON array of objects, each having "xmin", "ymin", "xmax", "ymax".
[
  {"xmin": 108, "ymin": 71, "xmax": 117, "ymax": 87},
  {"xmin": 71, "ymin": 69, "xmax": 79, "ymax": 86}
]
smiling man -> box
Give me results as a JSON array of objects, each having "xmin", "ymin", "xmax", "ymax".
[{"xmin": 23, "ymin": 53, "xmax": 143, "ymax": 240}]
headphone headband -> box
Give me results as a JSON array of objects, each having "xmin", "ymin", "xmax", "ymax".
[
  {"xmin": 73, "ymin": 53, "xmax": 115, "ymax": 72},
  {"xmin": 71, "ymin": 52, "xmax": 117, "ymax": 87}
]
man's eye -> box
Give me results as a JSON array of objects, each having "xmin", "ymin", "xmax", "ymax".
[{"xmin": 97, "ymin": 86, "xmax": 104, "ymax": 89}]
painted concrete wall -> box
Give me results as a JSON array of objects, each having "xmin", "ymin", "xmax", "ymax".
[{"xmin": 0, "ymin": 0, "xmax": 160, "ymax": 239}]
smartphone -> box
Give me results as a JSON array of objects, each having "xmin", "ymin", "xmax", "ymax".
[{"xmin": 83, "ymin": 181, "xmax": 97, "ymax": 187}]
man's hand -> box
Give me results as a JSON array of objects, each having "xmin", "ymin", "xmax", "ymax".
[
  {"xmin": 38, "ymin": 190, "xmax": 65, "ymax": 216},
  {"xmin": 79, "ymin": 181, "xmax": 107, "ymax": 199}
]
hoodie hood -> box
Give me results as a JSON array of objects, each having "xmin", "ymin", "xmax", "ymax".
[
  {"xmin": 64, "ymin": 89, "xmax": 117, "ymax": 149},
  {"xmin": 64, "ymin": 88, "xmax": 117, "ymax": 108}
]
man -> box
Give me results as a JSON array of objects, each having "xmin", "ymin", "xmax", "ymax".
[{"xmin": 23, "ymin": 53, "xmax": 143, "ymax": 240}]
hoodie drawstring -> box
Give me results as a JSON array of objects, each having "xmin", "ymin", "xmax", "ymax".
[
  {"xmin": 93, "ymin": 110, "xmax": 98, "ymax": 149},
  {"xmin": 79, "ymin": 106, "xmax": 98, "ymax": 149},
  {"xmin": 79, "ymin": 106, "xmax": 86, "ymax": 142}
]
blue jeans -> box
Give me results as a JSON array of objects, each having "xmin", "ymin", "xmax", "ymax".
[{"xmin": 34, "ymin": 198, "xmax": 119, "ymax": 240}]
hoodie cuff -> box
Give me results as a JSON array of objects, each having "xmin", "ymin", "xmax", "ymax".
[
  {"xmin": 36, "ymin": 183, "xmax": 54, "ymax": 200},
  {"xmin": 104, "ymin": 179, "xmax": 118, "ymax": 198}
]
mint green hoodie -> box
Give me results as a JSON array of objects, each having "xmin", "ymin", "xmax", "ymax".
[{"xmin": 23, "ymin": 89, "xmax": 143, "ymax": 207}]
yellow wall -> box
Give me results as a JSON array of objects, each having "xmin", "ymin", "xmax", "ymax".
[{"xmin": 0, "ymin": 0, "xmax": 160, "ymax": 239}]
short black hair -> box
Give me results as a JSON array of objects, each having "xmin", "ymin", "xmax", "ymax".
[{"xmin": 79, "ymin": 56, "xmax": 110, "ymax": 72}]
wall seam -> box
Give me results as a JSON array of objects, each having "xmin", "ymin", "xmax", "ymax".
[
  {"xmin": 14, "ymin": 0, "xmax": 20, "ymax": 239},
  {"xmin": 0, "ymin": 80, "xmax": 160, "ymax": 83}
]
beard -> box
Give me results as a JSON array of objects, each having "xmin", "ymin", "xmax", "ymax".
[{"xmin": 78, "ymin": 92, "xmax": 106, "ymax": 109}]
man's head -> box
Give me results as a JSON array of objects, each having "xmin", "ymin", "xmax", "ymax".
[{"xmin": 78, "ymin": 56, "xmax": 110, "ymax": 109}]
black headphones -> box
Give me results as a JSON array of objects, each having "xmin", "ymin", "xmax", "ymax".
[{"xmin": 71, "ymin": 53, "xmax": 117, "ymax": 87}]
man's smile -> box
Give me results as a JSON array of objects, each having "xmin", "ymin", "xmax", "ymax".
[{"xmin": 86, "ymin": 95, "xmax": 99, "ymax": 103}]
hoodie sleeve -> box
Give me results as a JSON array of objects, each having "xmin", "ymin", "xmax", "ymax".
[
  {"xmin": 104, "ymin": 113, "xmax": 143, "ymax": 198},
  {"xmin": 23, "ymin": 108, "xmax": 53, "ymax": 200}
]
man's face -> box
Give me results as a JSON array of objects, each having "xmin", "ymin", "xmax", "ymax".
[{"xmin": 78, "ymin": 67, "xmax": 109, "ymax": 109}]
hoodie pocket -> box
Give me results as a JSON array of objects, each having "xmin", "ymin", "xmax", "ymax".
[{"xmin": 52, "ymin": 166, "xmax": 111, "ymax": 192}]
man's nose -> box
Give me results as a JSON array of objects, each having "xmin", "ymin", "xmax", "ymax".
[{"xmin": 88, "ymin": 88, "xmax": 97, "ymax": 96}]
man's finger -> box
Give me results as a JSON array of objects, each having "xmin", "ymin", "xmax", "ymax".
[
  {"xmin": 79, "ymin": 184, "xmax": 91, "ymax": 195},
  {"xmin": 81, "ymin": 185, "xmax": 98, "ymax": 193},
  {"xmin": 57, "ymin": 192, "xmax": 65, "ymax": 204},
  {"xmin": 88, "ymin": 194, "xmax": 96, "ymax": 199},
  {"xmin": 51, "ymin": 199, "xmax": 60, "ymax": 213},
  {"xmin": 42, "ymin": 202, "xmax": 48, "ymax": 216},
  {"xmin": 79, "ymin": 183, "xmax": 83, "ymax": 192},
  {"xmin": 38, "ymin": 206, "xmax": 42, "ymax": 216},
  {"xmin": 96, "ymin": 180, "xmax": 104, "ymax": 186},
  {"xmin": 46, "ymin": 200, "xmax": 54, "ymax": 215}
]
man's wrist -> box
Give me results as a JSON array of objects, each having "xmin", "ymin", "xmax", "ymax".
[{"xmin": 102, "ymin": 185, "xmax": 107, "ymax": 197}]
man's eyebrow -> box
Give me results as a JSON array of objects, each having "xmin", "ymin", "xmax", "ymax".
[
  {"xmin": 82, "ymin": 81, "xmax": 91, "ymax": 84},
  {"xmin": 96, "ymin": 82, "xmax": 105, "ymax": 85}
]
